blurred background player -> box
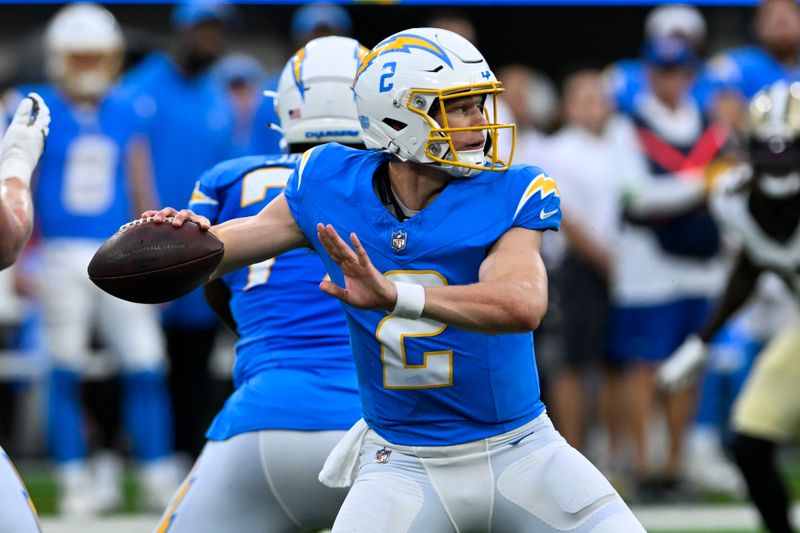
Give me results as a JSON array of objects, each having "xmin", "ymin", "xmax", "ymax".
[
  {"xmin": 13, "ymin": 3, "xmax": 175, "ymax": 515},
  {"xmin": 660, "ymin": 80, "xmax": 800, "ymax": 533},
  {"xmin": 0, "ymin": 93, "xmax": 49, "ymax": 533},
  {"xmin": 121, "ymin": 1, "xmax": 237, "ymax": 464},
  {"xmin": 542, "ymin": 70, "xmax": 641, "ymax": 469},
  {"xmin": 607, "ymin": 34, "xmax": 730, "ymax": 497},
  {"xmin": 155, "ymin": 36, "xmax": 365, "ymax": 533}
]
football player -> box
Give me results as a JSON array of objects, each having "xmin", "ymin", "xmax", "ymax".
[
  {"xmin": 153, "ymin": 36, "xmax": 364, "ymax": 533},
  {"xmin": 15, "ymin": 3, "xmax": 174, "ymax": 514},
  {"xmin": 0, "ymin": 93, "xmax": 50, "ymax": 533},
  {"xmin": 659, "ymin": 80, "xmax": 800, "ymax": 533},
  {"xmin": 144, "ymin": 28, "xmax": 643, "ymax": 531}
]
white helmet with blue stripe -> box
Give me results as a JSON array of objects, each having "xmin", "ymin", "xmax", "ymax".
[
  {"xmin": 276, "ymin": 36, "xmax": 366, "ymax": 146},
  {"xmin": 354, "ymin": 27, "xmax": 515, "ymax": 178}
]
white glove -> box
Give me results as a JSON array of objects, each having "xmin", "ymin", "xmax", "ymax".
[
  {"xmin": 657, "ymin": 334, "xmax": 710, "ymax": 391},
  {"xmin": 0, "ymin": 93, "xmax": 51, "ymax": 185}
]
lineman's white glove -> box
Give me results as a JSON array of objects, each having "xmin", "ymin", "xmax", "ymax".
[
  {"xmin": 0, "ymin": 93, "xmax": 51, "ymax": 185},
  {"xmin": 657, "ymin": 334, "xmax": 710, "ymax": 391}
]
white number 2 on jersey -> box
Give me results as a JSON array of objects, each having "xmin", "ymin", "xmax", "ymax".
[
  {"xmin": 377, "ymin": 271, "xmax": 452, "ymax": 389},
  {"xmin": 240, "ymin": 167, "xmax": 291, "ymax": 290}
]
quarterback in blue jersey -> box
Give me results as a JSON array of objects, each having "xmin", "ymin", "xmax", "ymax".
[
  {"xmin": 21, "ymin": 4, "xmax": 175, "ymax": 515},
  {"xmin": 154, "ymin": 37, "xmax": 364, "ymax": 533},
  {"xmin": 0, "ymin": 94, "xmax": 50, "ymax": 533},
  {"xmin": 145, "ymin": 28, "xmax": 643, "ymax": 532}
]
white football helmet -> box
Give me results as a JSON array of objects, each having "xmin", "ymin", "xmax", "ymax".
[
  {"xmin": 354, "ymin": 27, "xmax": 515, "ymax": 178},
  {"xmin": 748, "ymin": 80, "xmax": 800, "ymax": 197},
  {"xmin": 44, "ymin": 3, "xmax": 124, "ymax": 99},
  {"xmin": 275, "ymin": 36, "xmax": 366, "ymax": 146}
]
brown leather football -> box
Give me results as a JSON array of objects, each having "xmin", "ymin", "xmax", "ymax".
[{"xmin": 88, "ymin": 218, "xmax": 224, "ymax": 304}]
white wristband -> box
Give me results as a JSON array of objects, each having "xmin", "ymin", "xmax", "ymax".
[{"xmin": 391, "ymin": 282, "xmax": 425, "ymax": 320}]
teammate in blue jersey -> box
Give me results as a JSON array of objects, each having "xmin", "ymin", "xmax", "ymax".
[
  {"xmin": 0, "ymin": 93, "xmax": 50, "ymax": 533},
  {"xmin": 19, "ymin": 4, "xmax": 175, "ymax": 515},
  {"xmin": 154, "ymin": 36, "xmax": 365, "ymax": 533},
  {"xmin": 144, "ymin": 28, "xmax": 643, "ymax": 531}
]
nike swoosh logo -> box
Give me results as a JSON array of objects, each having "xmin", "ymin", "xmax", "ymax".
[{"xmin": 539, "ymin": 208, "xmax": 558, "ymax": 219}]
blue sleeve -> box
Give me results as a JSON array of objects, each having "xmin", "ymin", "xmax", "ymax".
[
  {"xmin": 283, "ymin": 145, "xmax": 324, "ymax": 235},
  {"xmin": 189, "ymin": 169, "xmax": 222, "ymax": 224},
  {"xmin": 510, "ymin": 167, "xmax": 562, "ymax": 232}
]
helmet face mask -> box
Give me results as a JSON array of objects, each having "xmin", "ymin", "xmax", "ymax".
[
  {"xmin": 410, "ymin": 84, "xmax": 515, "ymax": 177},
  {"xmin": 355, "ymin": 28, "xmax": 516, "ymax": 178},
  {"xmin": 58, "ymin": 50, "xmax": 123, "ymax": 99}
]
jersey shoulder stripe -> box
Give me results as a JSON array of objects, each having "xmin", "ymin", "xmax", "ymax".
[{"xmin": 513, "ymin": 171, "xmax": 560, "ymax": 220}]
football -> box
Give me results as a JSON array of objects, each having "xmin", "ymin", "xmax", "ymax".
[{"xmin": 88, "ymin": 217, "xmax": 224, "ymax": 304}]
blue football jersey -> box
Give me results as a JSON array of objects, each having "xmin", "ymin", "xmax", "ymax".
[
  {"xmin": 190, "ymin": 153, "xmax": 360, "ymax": 439},
  {"xmin": 284, "ymin": 143, "xmax": 561, "ymax": 446},
  {"xmin": 702, "ymin": 46, "xmax": 800, "ymax": 100},
  {"xmin": 19, "ymin": 85, "xmax": 145, "ymax": 239}
]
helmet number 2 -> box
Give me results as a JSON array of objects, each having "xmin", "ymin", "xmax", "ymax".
[{"xmin": 379, "ymin": 62, "xmax": 397, "ymax": 93}]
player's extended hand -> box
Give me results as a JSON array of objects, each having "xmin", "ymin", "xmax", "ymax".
[
  {"xmin": 139, "ymin": 207, "xmax": 211, "ymax": 230},
  {"xmin": 0, "ymin": 93, "xmax": 51, "ymax": 182},
  {"xmin": 317, "ymin": 223, "xmax": 397, "ymax": 311},
  {"xmin": 657, "ymin": 334, "xmax": 710, "ymax": 391}
]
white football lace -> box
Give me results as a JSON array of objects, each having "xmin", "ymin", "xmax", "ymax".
[{"xmin": 118, "ymin": 216, "xmax": 174, "ymax": 233}]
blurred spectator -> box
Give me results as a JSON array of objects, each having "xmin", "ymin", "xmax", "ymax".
[
  {"xmin": 543, "ymin": 70, "xmax": 641, "ymax": 468},
  {"xmin": 213, "ymin": 53, "xmax": 266, "ymax": 157},
  {"xmin": 290, "ymin": 2, "xmax": 352, "ymax": 49},
  {"xmin": 121, "ymin": 1, "xmax": 235, "ymax": 462},
  {"xmin": 10, "ymin": 3, "xmax": 175, "ymax": 515},
  {"xmin": 703, "ymin": 0, "xmax": 800, "ymax": 130},
  {"xmin": 609, "ymin": 35, "xmax": 730, "ymax": 498},
  {"xmin": 426, "ymin": 9, "xmax": 478, "ymax": 46},
  {"xmin": 605, "ymin": 4, "xmax": 708, "ymax": 116},
  {"xmin": 498, "ymin": 64, "xmax": 558, "ymax": 170}
]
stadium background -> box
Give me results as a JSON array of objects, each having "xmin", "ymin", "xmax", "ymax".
[
  {"xmin": 0, "ymin": 1, "xmax": 797, "ymax": 532},
  {"xmin": 0, "ymin": 4, "xmax": 760, "ymax": 91}
]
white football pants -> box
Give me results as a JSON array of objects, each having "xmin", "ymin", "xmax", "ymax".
[
  {"xmin": 38, "ymin": 239, "xmax": 165, "ymax": 372},
  {"xmin": 330, "ymin": 414, "xmax": 644, "ymax": 533},
  {"xmin": 154, "ymin": 430, "xmax": 349, "ymax": 533}
]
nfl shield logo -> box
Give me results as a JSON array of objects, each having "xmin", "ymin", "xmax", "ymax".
[
  {"xmin": 375, "ymin": 448, "xmax": 392, "ymax": 464},
  {"xmin": 391, "ymin": 230, "xmax": 407, "ymax": 252}
]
